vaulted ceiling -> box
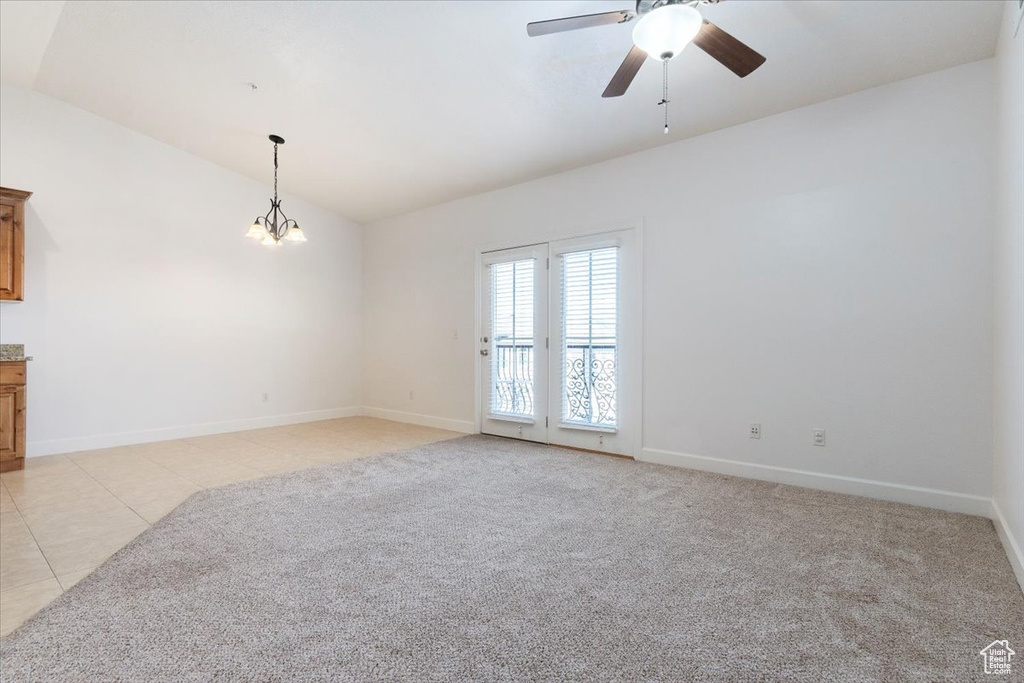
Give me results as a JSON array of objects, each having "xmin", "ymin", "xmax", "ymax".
[{"xmin": 0, "ymin": 0, "xmax": 1005, "ymax": 223}]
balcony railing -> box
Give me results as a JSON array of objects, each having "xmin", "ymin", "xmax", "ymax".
[
  {"xmin": 564, "ymin": 344, "xmax": 617, "ymax": 427},
  {"xmin": 492, "ymin": 343, "xmax": 535, "ymax": 417},
  {"xmin": 492, "ymin": 343, "xmax": 617, "ymax": 428}
]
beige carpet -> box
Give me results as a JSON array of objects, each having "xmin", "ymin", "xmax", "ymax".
[{"xmin": 1, "ymin": 435, "xmax": 1021, "ymax": 682}]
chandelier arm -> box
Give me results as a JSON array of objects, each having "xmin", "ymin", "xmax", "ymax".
[{"xmin": 261, "ymin": 203, "xmax": 275, "ymax": 239}]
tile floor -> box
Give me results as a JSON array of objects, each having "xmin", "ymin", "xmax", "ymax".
[{"xmin": 0, "ymin": 417, "xmax": 461, "ymax": 636}]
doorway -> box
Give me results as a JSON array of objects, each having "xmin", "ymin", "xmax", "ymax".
[{"xmin": 478, "ymin": 228, "xmax": 641, "ymax": 457}]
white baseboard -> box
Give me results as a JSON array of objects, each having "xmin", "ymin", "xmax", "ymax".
[
  {"xmin": 26, "ymin": 407, "xmax": 363, "ymax": 457},
  {"xmin": 360, "ymin": 406, "xmax": 475, "ymax": 434},
  {"xmin": 639, "ymin": 447, "xmax": 992, "ymax": 517},
  {"xmin": 992, "ymin": 497, "xmax": 1024, "ymax": 593}
]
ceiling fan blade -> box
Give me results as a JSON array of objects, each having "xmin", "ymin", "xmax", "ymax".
[
  {"xmin": 692, "ymin": 20, "xmax": 766, "ymax": 78},
  {"xmin": 527, "ymin": 10, "xmax": 633, "ymax": 37},
  {"xmin": 602, "ymin": 45, "xmax": 648, "ymax": 98}
]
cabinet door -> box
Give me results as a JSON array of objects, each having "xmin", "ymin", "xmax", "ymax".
[
  {"xmin": 0, "ymin": 385, "xmax": 26, "ymax": 463},
  {"xmin": 0, "ymin": 199, "xmax": 24, "ymax": 301}
]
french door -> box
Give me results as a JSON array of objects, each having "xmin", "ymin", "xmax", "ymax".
[
  {"xmin": 479, "ymin": 229, "xmax": 640, "ymax": 457},
  {"xmin": 479, "ymin": 245, "xmax": 549, "ymax": 443}
]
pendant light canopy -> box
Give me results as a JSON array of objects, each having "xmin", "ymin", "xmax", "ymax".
[{"xmin": 246, "ymin": 134, "xmax": 306, "ymax": 245}]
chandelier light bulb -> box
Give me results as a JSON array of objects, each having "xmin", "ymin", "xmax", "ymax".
[
  {"xmin": 261, "ymin": 234, "xmax": 281, "ymax": 247},
  {"xmin": 245, "ymin": 221, "xmax": 265, "ymax": 239},
  {"xmin": 632, "ymin": 4, "xmax": 703, "ymax": 61}
]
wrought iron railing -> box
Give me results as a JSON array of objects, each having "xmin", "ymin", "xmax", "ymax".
[
  {"xmin": 564, "ymin": 344, "xmax": 617, "ymax": 427},
  {"xmin": 492, "ymin": 343, "xmax": 617, "ymax": 427},
  {"xmin": 492, "ymin": 343, "xmax": 535, "ymax": 417}
]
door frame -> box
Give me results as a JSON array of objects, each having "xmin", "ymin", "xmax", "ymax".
[{"xmin": 473, "ymin": 219, "xmax": 644, "ymax": 458}]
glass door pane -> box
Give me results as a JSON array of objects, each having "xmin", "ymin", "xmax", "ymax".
[
  {"xmin": 490, "ymin": 259, "xmax": 535, "ymax": 418},
  {"xmin": 561, "ymin": 247, "xmax": 618, "ymax": 428}
]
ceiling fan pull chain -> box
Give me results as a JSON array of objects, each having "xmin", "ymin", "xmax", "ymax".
[{"xmin": 658, "ymin": 59, "xmax": 670, "ymax": 134}]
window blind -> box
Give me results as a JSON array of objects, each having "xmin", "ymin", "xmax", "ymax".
[
  {"xmin": 561, "ymin": 247, "xmax": 617, "ymax": 428},
  {"xmin": 490, "ymin": 259, "xmax": 535, "ymax": 417}
]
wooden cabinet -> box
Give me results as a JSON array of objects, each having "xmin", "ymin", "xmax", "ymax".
[
  {"xmin": 0, "ymin": 187, "xmax": 32, "ymax": 301},
  {"xmin": 0, "ymin": 361, "xmax": 27, "ymax": 472}
]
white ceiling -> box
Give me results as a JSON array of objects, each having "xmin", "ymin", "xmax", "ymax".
[{"xmin": 0, "ymin": 0, "xmax": 1005, "ymax": 223}]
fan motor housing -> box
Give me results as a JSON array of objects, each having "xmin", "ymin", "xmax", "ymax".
[{"xmin": 636, "ymin": 0, "xmax": 717, "ymax": 16}]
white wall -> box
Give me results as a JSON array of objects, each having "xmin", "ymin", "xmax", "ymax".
[
  {"xmin": 0, "ymin": 85, "xmax": 363, "ymax": 455},
  {"xmin": 993, "ymin": 2, "xmax": 1024, "ymax": 588},
  {"xmin": 362, "ymin": 60, "xmax": 996, "ymax": 513}
]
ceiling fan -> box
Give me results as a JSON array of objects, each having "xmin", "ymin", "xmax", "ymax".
[{"xmin": 527, "ymin": 0, "xmax": 765, "ymax": 99}]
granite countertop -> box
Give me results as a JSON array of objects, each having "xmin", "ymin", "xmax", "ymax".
[{"xmin": 0, "ymin": 344, "xmax": 32, "ymax": 362}]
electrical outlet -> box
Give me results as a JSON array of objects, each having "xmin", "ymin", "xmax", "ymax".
[
  {"xmin": 261, "ymin": 393, "xmax": 269, "ymax": 403},
  {"xmin": 749, "ymin": 423, "xmax": 761, "ymax": 439},
  {"xmin": 813, "ymin": 428, "xmax": 826, "ymax": 446}
]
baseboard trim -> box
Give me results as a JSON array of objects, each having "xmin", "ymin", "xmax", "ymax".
[
  {"xmin": 26, "ymin": 407, "xmax": 363, "ymax": 457},
  {"xmin": 992, "ymin": 498, "xmax": 1024, "ymax": 593},
  {"xmin": 639, "ymin": 447, "xmax": 991, "ymax": 517},
  {"xmin": 360, "ymin": 406, "xmax": 475, "ymax": 434}
]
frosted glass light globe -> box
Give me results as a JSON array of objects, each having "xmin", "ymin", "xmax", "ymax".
[
  {"xmin": 632, "ymin": 4, "xmax": 703, "ymax": 61},
  {"xmin": 284, "ymin": 225, "xmax": 307, "ymax": 242},
  {"xmin": 245, "ymin": 221, "xmax": 265, "ymax": 239}
]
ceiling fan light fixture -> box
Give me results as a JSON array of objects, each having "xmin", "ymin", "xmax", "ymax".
[{"xmin": 631, "ymin": 4, "xmax": 703, "ymax": 61}]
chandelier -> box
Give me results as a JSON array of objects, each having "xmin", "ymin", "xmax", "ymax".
[{"xmin": 245, "ymin": 134, "xmax": 306, "ymax": 245}]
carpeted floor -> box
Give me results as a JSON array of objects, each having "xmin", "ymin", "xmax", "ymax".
[{"xmin": 1, "ymin": 435, "xmax": 1021, "ymax": 682}]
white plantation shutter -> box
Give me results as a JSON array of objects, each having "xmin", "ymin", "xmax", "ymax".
[
  {"xmin": 561, "ymin": 247, "xmax": 618, "ymax": 427},
  {"xmin": 490, "ymin": 259, "xmax": 535, "ymax": 417}
]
